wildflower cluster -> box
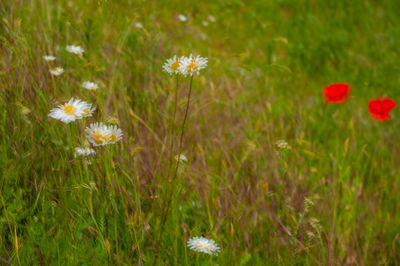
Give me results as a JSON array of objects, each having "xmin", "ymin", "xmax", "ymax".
[
  {"xmin": 163, "ymin": 54, "xmax": 208, "ymax": 76},
  {"xmin": 35, "ymin": 13, "xmax": 400, "ymax": 263},
  {"xmin": 46, "ymin": 44, "xmax": 122, "ymax": 159},
  {"xmin": 322, "ymin": 83, "xmax": 397, "ymax": 121},
  {"xmin": 47, "ymin": 47, "xmax": 218, "ymax": 259}
]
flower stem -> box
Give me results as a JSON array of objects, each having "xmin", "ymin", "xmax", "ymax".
[
  {"xmin": 166, "ymin": 74, "xmax": 180, "ymax": 181},
  {"xmin": 173, "ymin": 75, "xmax": 193, "ymax": 177},
  {"xmin": 154, "ymin": 75, "xmax": 193, "ymax": 265}
]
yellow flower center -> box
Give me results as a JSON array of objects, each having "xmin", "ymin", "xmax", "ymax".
[
  {"xmin": 63, "ymin": 105, "xmax": 77, "ymax": 116},
  {"xmin": 52, "ymin": 68, "xmax": 59, "ymax": 73},
  {"xmin": 92, "ymin": 131, "xmax": 105, "ymax": 144},
  {"xmin": 82, "ymin": 109, "xmax": 90, "ymax": 116},
  {"xmin": 105, "ymin": 133, "xmax": 117, "ymax": 142},
  {"xmin": 171, "ymin": 61, "xmax": 180, "ymax": 71},
  {"xmin": 187, "ymin": 61, "xmax": 198, "ymax": 73},
  {"xmin": 195, "ymin": 243, "xmax": 211, "ymax": 250},
  {"xmin": 91, "ymin": 131, "xmax": 117, "ymax": 144}
]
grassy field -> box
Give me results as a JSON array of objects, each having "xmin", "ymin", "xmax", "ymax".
[{"xmin": 1, "ymin": 0, "xmax": 400, "ymax": 264}]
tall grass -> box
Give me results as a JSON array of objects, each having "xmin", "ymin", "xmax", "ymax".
[{"xmin": 1, "ymin": 0, "xmax": 400, "ymax": 264}]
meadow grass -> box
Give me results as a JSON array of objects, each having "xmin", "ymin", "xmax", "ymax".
[{"xmin": 1, "ymin": 0, "xmax": 400, "ymax": 264}]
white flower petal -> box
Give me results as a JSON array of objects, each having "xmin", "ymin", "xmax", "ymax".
[
  {"xmin": 43, "ymin": 55, "xmax": 56, "ymax": 61},
  {"xmin": 175, "ymin": 154, "xmax": 188, "ymax": 162},
  {"xmin": 66, "ymin": 45, "xmax": 84, "ymax": 55},
  {"xmin": 82, "ymin": 81, "xmax": 98, "ymax": 90},
  {"xmin": 75, "ymin": 147, "xmax": 96, "ymax": 157},
  {"xmin": 178, "ymin": 14, "xmax": 187, "ymax": 22}
]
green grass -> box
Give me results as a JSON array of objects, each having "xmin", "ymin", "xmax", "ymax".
[{"xmin": 1, "ymin": 0, "xmax": 400, "ymax": 264}]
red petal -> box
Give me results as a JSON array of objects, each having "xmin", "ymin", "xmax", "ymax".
[
  {"xmin": 324, "ymin": 96, "xmax": 347, "ymax": 104},
  {"xmin": 322, "ymin": 83, "xmax": 351, "ymax": 104},
  {"xmin": 370, "ymin": 111, "xmax": 391, "ymax": 121},
  {"xmin": 381, "ymin": 98, "xmax": 396, "ymax": 111},
  {"xmin": 368, "ymin": 100, "xmax": 385, "ymax": 114}
]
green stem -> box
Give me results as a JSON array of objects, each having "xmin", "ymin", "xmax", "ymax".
[
  {"xmin": 166, "ymin": 75, "xmax": 193, "ymax": 218},
  {"xmin": 166, "ymin": 74, "xmax": 180, "ymax": 181},
  {"xmin": 154, "ymin": 75, "xmax": 193, "ymax": 266}
]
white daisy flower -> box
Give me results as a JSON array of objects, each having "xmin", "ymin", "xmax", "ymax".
[
  {"xmin": 43, "ymin": 55, "xmax": 56, "ymax": 61},
  {"xmin": 49, "ymin": 67, "xmax": 64, "ymax": 76},
  {"xmin": 48, "ymin": 98, "xmax": 94, "ymax": 123},
  {"xmin": 66, "ymin": 45, "xmax": 84, "ymax": 55},
  {"xmin": 75, "ymin": 147, "xmax": 96, "ymax": 157},
  {"xmin": 135, "ymin": 22, "xmax": 143, "ymax": 28},
  {"xmin": 85, "ymin": 122, "xmax": 123, "ymax": 146},
  {"xmin": 187, "ymin": 237, "xmax": 220, "ymax": 255},
  {"xmin": 178, "ymin": 14, "xmax": 187, "ymax": 22},
  {"xmin": 201, "ymin": 20, "xmax": 209, "ymax": 27},
  {"xmin": 178, "ymin": 55, "xmax": 208, "ymax": 76},
  {"xmin": 163, "ymin": 56, "xmax": 183, "ymax": 75},
  {"xmin": 175, "ymin": 154, "xmax": 188, "ymax": 162},
  {"xmin": 82, "ymin": 81, "xmax": 98, "ymax": 90},
  {"xmin": 208, "ymin": 15, "xmax": 216, "ymax": 23}
]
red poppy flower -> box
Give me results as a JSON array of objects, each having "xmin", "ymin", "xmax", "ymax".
[
  {"xmin": 322, "ymin": 83, "xmax": 352, "ymax": 104},
  {"xmin": 368, "ymin": 98, "xmax": 396, "ymax": 121}
]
